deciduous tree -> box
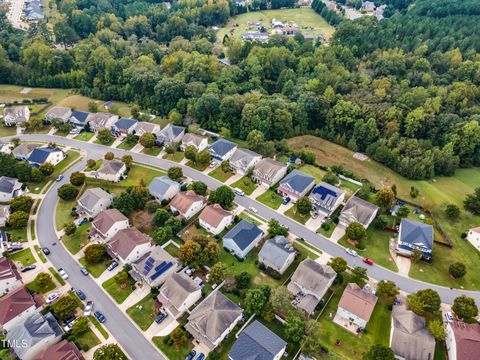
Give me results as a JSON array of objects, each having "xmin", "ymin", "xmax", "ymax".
[
  {"xmin": 167, "ymin": 167, "xmax": 183, "ymax": 181},
  {"xmin": 449, "ymin": 262, "xmax": 467, "ymax": 279},
  {"xmin": 9, "ymin": 195, "xmax": 33, "ymax": 213},
  {"xmin": 70, "ymin": 171, "xmax": 86, "ymax": 186},
  {"xmin": 452, "ymin": 295, "xmax": 478, "ymax": 320},
  {"xmin": 209, "ymin": 185, "xmax": 235, "ymax": 208},
  {"xmin": 346, "ymin": 222, "xmax": 367, "ymax": 241},
  {"xmin": 328, "ymin": 257, "xmax": 348, "ymax": 273},
  {"xmin": 284, "ymin": 316, "xmax": 304, "ymax": 343},
  {"xmin": 8, "ymin": 211, "xmax": 29, "ymax": 228},
  {"xmin": 58, "ymin": 184, "xmax": 79, "ymax": 200},
  {"xmin": 209, "ymin": 262, "xmax": 227, "ymax": 285},
  {"xmin": 97, "ymin": 128, "xmax": 113, "ymax": 144},
  {"xmin": 363, "ymin": 344, "xmax": 395, "ymax": 360},
  {"xmin": 139, "ymin": 133, "xmax": 156, "ymax": 148},
  {"xmin": 84, "ymin": 244, "xmax": 107, "ymax": 264},
  {"xmin": 296, "ymin": 196, "xmax": 312, "ymax": 215},
  {"xmin": 39, "ymin": 162, "xmax": 54, "ymax": 176}
]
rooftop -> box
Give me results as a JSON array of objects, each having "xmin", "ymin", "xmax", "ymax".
[
  {"xmin": 258, "ymin": 235, "xmax": 296, "ymax": 271},
  {"xmin": 450, "ymin": 321, "xmax": 480, "ymax": 360},
  {"xmin": 209, "ymin": 139, "xmax": 237, "ymax": 157},
  {"xmin": 97, "ymin": 159, "xmax": 125, "ymax": 175},
  {"xmin": 0, "ymin": 286, "xmax": 36, "ymax": 325},
  {"xmin": 33, "ymin": 339, "xmax": 85, "ymax": 360},
  {"xmin": 341, "ymin": 196, "xmax": 379, "ymax": 226},
  {"xmin": 148, "ymin": 176, "xmax": 180, "ymax": 197},
  {"xmin": 199, "ymin": 204, "xmax": 233, "ymax": 228},
  {"xmin": 338, "ymin": 283, "xmax": 378, "ymax": 322},
  {"xmin": 77, "ymin": 187, "xmax": 111, "ymax": 211},
  {"xmin": 92, "ymin": 208, "xmax": 128, "ymax": 235},
  {"xmin": 170, "ymin": 191, "xmax": 206, "ymax": 215},
  {"xmin": 28, "ymin": 147, "xmax": 63, "ymax": 165},
  {"xmin": 399, "ymin": 218, "xmax": 433, "ymax": 250},
  {"xmin": 0, "ymin": 176, "xmax": 20, "ymax": 194},
  {"xmin": 280, "ymin": 169, "xmax": 315, "ymax": 193},
  {"xmin": 108, "ymin": 228, "xmax": 152, "ymax": 260},
  {"xmin": 159, "ymin": 271, "xmax": 201, "ymax": 311},
  {"xmin": 223, "ymin": 220, "xmax": 263, "ymax": 251}
]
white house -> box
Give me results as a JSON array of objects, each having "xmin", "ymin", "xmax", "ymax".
[
  {"xmin": 0, "ymin": 257, "xmax": 22, "ymax": 296},
  {"xmin": 3, "ymin": 106, "xmax": 30, "ymax": 126},
  {"xmin": 467, "ymin": 227, "xmax": 480, "ymax": 251},
  {"xmin": 107, "ymin": 228, "xmax": 152, "ymax": 265},
  {"xmin": 96, "ymin": 160, "xmax": 127, "ymax": 182},
  {"xmin": 339, "ymin": 196, "xmax": 379, "ymax": 229},
  {"xmin": 0, "ymin": 205, "xmax": 11, "ymax": 227},
  {"xmin": 27, "ymin": 147, "xmax": 66, "ymax": 167},
  {"xmin": 446, "ymin": 320, "xmax": 480, "ymax": 360},
  {"xmin": 199, "ymin": 204, "xmax": 234, "ymax": 235},
  {"xmin": 181, "ymin": 133, "xmax": 209, "ymax": 152},
  {"xmin": 91, "ymin": 208, "xmax": 130, "ymax": 241},
  {"xmin": 158, "ymin": 272, "xmax": 202, "ymax": 319},
  {"xmin": 223, "ymin": 220, "xmax": 264, "ymax": 259},
  {"xmin": 335, "ymin": 283, "xmax": 378, "ymax": 331},
  {"xmin": 76, "ymin": 188, "xmax": 113, "ymax": 218},
  {"xmin": 169, "ymin": 191, "xmax": 206, "ymax": 220},
  {"xmin": 0, "ymin": 177, "xmax": 23, "ymax": 202},
  {"xmin": 148, "ymin": 176, "xmax": 181, "ymax": 203},
  {"xmin": 45, "ymin": 107, "xmax": 72, "ymax": 123},
  {"xmin": 0, "ymin": 286, "xmax": 37, "ymax": 332},
  {"xmin": 229, "ymin": 148, "xmax": 262, "ymax": 176}
]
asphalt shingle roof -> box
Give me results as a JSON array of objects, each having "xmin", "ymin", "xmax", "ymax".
[
  {"xmin": 258, "ymin": 235, "xmax": 296, "ymax": 271},
  {"xmin": 280, "ymin": 169, "xmax": 314, "ymax": 194},
  {"xmin": 28, "ymin": 147, "xmax": 62, "ymax": 165},
  {"xmin": 209, "ymin": 139, "xmax": 237, "ymax": 158},
  {"xmin": 115, "ymin": 118, "xmax": 138, "ymax": 130},
  {"xmin": 399, "ymin": 219, "xmax": 433, "ymax": 250},
  {"xmin": 0, "ymin": 176, "xmax": 18, "ymax": 194},
  {"xmin": 148, "ymin": 176, "xmax": 180, "ymax": 198},
  {"xmin": 223, "ymin": 220, "xmax": 263, "ymax": 251}
]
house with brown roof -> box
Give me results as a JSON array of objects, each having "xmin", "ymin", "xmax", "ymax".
[
  {"xmin": 91, "ymin": 208, "xmax": 130, "ymax": 241},
  {"xmin": 335, "ymin": 283, "xmax": 378, "ymax": 331},
  {"xmin": 287, "ymin": 259, "xmax": 336, "ymax": 316},
  {"xmin": 0, "ymin": 286, "xmax": 37, "ymax": 332},
  {"xmin": 252, "ymin": 158, "xmax": 288, "ymax": 188},
  {"xmin": 130, "ymin": 245, "xmax": 180, "ymax": 287},
  {"xmin": 181, "ymin": 133, "xmax": 208, "ymax": 152},
  {"xmin": 186, "ymin": 290, "xmax": 243, "ymax": 351},
  {"xmin": 199, "ymin": 204, "xmax": 234, "ymax": 235},
  {"xmin": 33, "ymin": 339, "xmax": 85, "ymax": 360},
  {"xmin": 96, "ymin": 159, "xmax": 127, "ymax": 182},
  {"xmin": 170, "ymin": 191, "xmax": 206, "ymax": 220},
  {"xmin": 86, "ymin": 112, "xmax": 118, "ymax": 132},
  {"xmin": 0, "ymin": 257, "xmax": 22, "ymax": 296},
  {"xmin": 158, "ymin": 271, "xmax": 202, "ymax": 319},
  {"xmin": 446, "ymin": 321, "xmax": 480, "ymax": 360},
  {"xmin": 107, "ymin": 228, "xmax": 153, "ymax": 264}
]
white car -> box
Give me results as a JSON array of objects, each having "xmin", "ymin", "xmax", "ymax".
[
  {"xmin": 445, "ymin": 311, "xmax": 454, "ymax": 322},
  {"xmin": 58, "ymin": 268, "xmax": 69, "ymax": 280},
  {"xmin": 249, "ymin": 206, "xmax": 258, "ymax": 213},
  {"xmin": 345, "ymin": 248, "xmax": 358, "ymax": 257},
  {"xmin": 64, "ymin": 318, "xmax": 77, "ymax": 332},
  {"xmin": 84, "ymin": 301, "xmax": 93, "ymax": 316},
  {"xmin": 46, "ymin": 292, "xmax": 59, "ymax": 304}
]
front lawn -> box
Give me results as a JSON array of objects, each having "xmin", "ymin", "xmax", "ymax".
[
  {"xmin": 56, "ymin": 198, "xmax": 76, "ymax": 230},
  {"xmin": 94, "ymin": 137, "xmax": 115, "ymax": 146},
  {"xmin": 26, "ymin": 276, "xmax": 56, "ymax": 294},
  {"xmin": 117, "ymin": 141, "xmax": 136, "ymax": 150},
  {"xmin": 126, "ymin": 294, "xmax": 157, "ymax": 331},
  {"xmin": 79, "ymin": 257, "xmax": 110, "ymax": 278},
  {"xmin": 284, "ymin": 206, "xmax": 310, "ymax": 224},
  {"xmin": 10, "ymin": 248, "xmax": 36, "ymax": 266},
  {"xmin": 256, "ymin": 189, "xmax": 283, "ymax": 210},
  {"xmin": 153, "ymin": 335, "xmax": 192, "ymax": 360},
  {"xmin": 141, "ymin": 147, "xmax": 162, "ymax": 156},
  {"xmin": 49, "ymin": 267, "xmax": 66, "ymax": 286},
  {"xmin": 163, "ymin": 152, "xmax": 184, "ymax": 162},
  {"xmin": 102, "ymin": 276, "xmax": 134, "ymax": 304},
  {"xmin": 209, "ymin": 166, "xmax": 234, "ymax": 182},
  {"xmin": 75, "ymin": 328, "xmax": 101, "ymax": 350},
  {"xmin": 85, "ymin": 159, "xmax": 102, "ymax": 172},
  {"xmin": 34, "ymin": 245, "xmax": 47, "ymax": 263},
  {"xmin": 186, "ymin": 160, "xmax": 209, "ymax": 171},
  {"xmin": 74, "ymin": 132, "xmax": 94, "ymax": 142},
  {"xmin": 317, "ymin": 220, "xmax": 336, "ymax": 238},
  {"xmin": 231, "ymin": 176, "xmax": 257, "ymax": 195},
  {"xmin": 62, "ymin": 223, "xmax": 90, "ymax": 254},
  {"xmin": 90, "ymin": 317, "xmax": 109, "ymax": 339}
]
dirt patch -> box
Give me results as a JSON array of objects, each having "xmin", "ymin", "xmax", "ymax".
[
  {"xmin": 129, "ymin": 210, "xmax": 154, "ymax": 233},
  {"xmin": 253, "ymin": 276, "xmax": 262, "ymax": 285}
]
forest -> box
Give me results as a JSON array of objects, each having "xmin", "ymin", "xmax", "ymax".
[{"xmin": 0, "ymin": 0, "xmax": 479, "ymax": 180}]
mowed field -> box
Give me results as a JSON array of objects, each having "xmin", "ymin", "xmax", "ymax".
[
  {"xmin": 216, "ymin": 8, "xmax": 335, "ymax": 43},
  {"xmin": 289, "ymin": 135, "xmax": 480, "ymax": 289}
]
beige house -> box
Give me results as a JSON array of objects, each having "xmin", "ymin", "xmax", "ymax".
[
  {"xmin": 181, "ymin": 133, "xmax": 208, "ymax": 152},
  {"xmin": 169, "ymin": 191, "xmax": 206, "ymax": 220},
  {"xmin": 45, "ymin": 107, "xmax": 72, "ymax": 123},
  {"xmin": 3, "ymin": 106, "xmax": 30, "ymax": 126},
  {"xmin": 107, "ymin": 228, "xmax": 152, "ymax": 264},
  {"xmin": 77, "ymin": 188, "xmax": 113, "ymax": 218},
  {"xmin": 252, "ymin": 158, "xmax": 288, "ymax": 188},
  {"xmin": 229, "ymin": 148, "xmax": 262, "ymax": 176},
  {"xmin": 158, "ymin": 272, "xmax": 202, "ymax": 318},
  {"xmin": 339, "ymin": 196, "xmax": 379, "ymax": 229},
  {"xmin": 86, "ymin": 112, "xmax": 118, "ymax": 132},
  {"xmin": 335, "ymin": 283, "xmax": 378, "ymax": 331},
  {"xmin": 0, "ymin": 286, "xmax": 37, "ymax": 332},
  {"xmin": 258, "ymin": 235, "xmax": 296, "ymax": 275},
  {"xmin": 130, "ymin": 246, "xmax": 180, "ymax": 287},
  {"xmin": 96, "ymin": 160, "xmax": 127, "ymax": 182},
  {"xmin": 0, "ymin": 257, "xmax": 22, "ymax": 296},
  {"xmin": 12, "ymin": 143, "xmax": 37, "ymax": 160},
  {"xmin": 91, "ymin": 208, "xmax": 130, "ymax": 241},
  {"xmin": 134, "ymin": 122, "xmax": 160, "ymax": 136},
  {"xmin": 0, "ymin": 205, "xmax": 10, "ymax": 227},
  {"xmin": 199, "ymin": 204, "xmax": 234, "ymax": 235}
]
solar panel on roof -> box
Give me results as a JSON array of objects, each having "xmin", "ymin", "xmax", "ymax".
[
  {"xmin": 150, "ymin": 262, "xmax": 173, "ymax": 281},
  {"xmin": 154, "ymin": 261, "xmax": 167, "ymax": 271}
]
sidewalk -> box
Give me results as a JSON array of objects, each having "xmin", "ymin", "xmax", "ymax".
[
  {"xmin": 225, "ymin": 173, "xmax": 242, "ymax": 186},
  {"xmin": 131, "ymin": 143, "xmax": 144, "ymax": 153}
]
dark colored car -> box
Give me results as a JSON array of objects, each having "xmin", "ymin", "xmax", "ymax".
[
  {"xmin": 20, "ymin": 265, "xmax": 36, "ymax": 272},
  {"xmin": 42, "ymin": 247, "xmax": 50, "ymax": 255},
  {"xmin": 107, "ymin": 261, "xmax": 118, "ymax": 271},
  {"xmin": 155, "ymin": 312, "xmax": 168, "ymax": 324},
  {"xmin": 80, "ymin": 267, "xmax": 89, "ymax": 276},
  {"xmin": 196, "ymin": 354, "xmax": 205, "ymax": 360},
  {"xmin": 75, "ymin": 289, "xmax": 86, "ymax": 300},
  {"xmin": 282, "ymin": 197, "xmax": 291, "ymax": 205},
  {"xmin": 94, "ymin": 310, "xmax": 106, "ymax": 323},
  {"xmin": 185, "ymin": 350, "xmax": 196, "ymax": 360}
]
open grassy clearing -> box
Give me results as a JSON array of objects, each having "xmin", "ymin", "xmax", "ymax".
[
  {"xmin": 164, "ymin": 243, "xmax": 179, "ymax": 257},
  {"xmin": 186, "ymin": 160, "xmax": 209, "ymax": 171},
  {"xmin": 94, "ymin": 137, "xmax": 115, "ymax": 146},
  {"xmin": 90, "ymin": 317, "xmax": 109, "ymax": 339},
  {"xmin": 0, "ymin": 84, "xmax": 71, "ymax": 104},
  {"xmin": 116, "ymin": 140, "xmax": 136, "ymax": 150},
  {"xmin": 56, "ymin": 198, "xmax": 76, "ymax": 230},
  {"xmin": 126, "ymin": 294, "xmax": 157, "ymax": 331},
  {"xmin": 10, "ymin": 248, "xmax": 36, "ymax": 266},
  {"xmin": 56, "ymin": 95, "xmax": 132, "ymax": 118}
]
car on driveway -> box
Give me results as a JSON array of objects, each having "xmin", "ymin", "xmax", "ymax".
[
  {"xmin": 80, "ymin": 267, "xmax": 89, "ymax": 276},
  {"xmin": 42, "ymin": 247, "xmax": 50, "ymax": 255},
  {"xmin": 20, "ymin": 265, "xmax": 36, "ymax": 272},
  {"xmin": 75, "ymin": 217, "xmax": 88, "ymax": 227},
  {"xmin": 282, "ymin": 197, "xmax": 291, "ymax": 205},
  {"xmin": 58, "ymin": 268, "xmax": 69, "ymax": 280},
  {"xmin": 94, "ymin": 310, "xmax": 106, "ymax": 323},
  {"xmin": 185, "ymin": 350, "xmax": 196, "ymax": 360},
  {"xmin": 363, "ymin": 258, "xmax": 374, "ymax": 265},
  {"xmin": 345, "ymin": 248, "xmax": 358, "ymax": 257},
  {"xmin": 84, "ymin": 301, "xmax": 93, "ymax": 316},
  {"xmin": 194, "ymin": 354, "xmax": 205, "ymax": 360},
  {"xmin": 46, "ymin": 292, "xmax": 59, "ymax": 304},
  {"xmin": 107, "ymin": 261, "xmax": 118, "ymax": 271},
  {"xmin": 445, "ymin": 311, "xmax": 454, "ymax": 322},
  {"xmin": 64, "ymin": 318, "xmax": 77, "ymax": 332},
  {"xmin": 155, "ymin": 312, "xmax": 168, "ymax": 324}
]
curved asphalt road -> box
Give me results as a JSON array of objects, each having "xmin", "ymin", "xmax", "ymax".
[{"xmin": 11, "ymin": 134, "xmax": 478, "ymax": 356}]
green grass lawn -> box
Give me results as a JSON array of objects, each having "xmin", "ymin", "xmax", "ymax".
[
  {"xmin": 34, "ymin": 245, "xmax": 47, "ymax": 263},
  {"xmin": 10, "ymin": 248, "xmax": 36, "ymax": 266},
  {"xmin": 0, "ymin": 125, "xmax": 17, "ymax": 138},
  {"xmin": 94, "ymin": 137, "xmax": 115, "ymax": 146},
  {"xmin": 299, "ymin": 164, "xmax": 328, "ymax": 183},
  {"xmin": 102, "ymin": 277, "xmax": 134, "ymax": 304},
  {"xmin": 75, "ymin": 328, "xmax": 101, "ymax": 350},
  {"xmin": 49, "ymin": 267, "xmax": 66, "ymax": 286},
  {"xmin": 434, "ymin": 342, "xmax": 447, "ymax": 360},
  {"xmin": 141, "ymin": 147, "xmax": 162, "ymax": 156},
  {"xmin": 26, "ymin": 276, "xmax": 56, "ymax": 294},
  {"xmin": 284, "ymin": 206, "xmax": 310, "ymax": 224},
  {"xmin": 117, "ymin": 141, "xmax": 136, "ymax": 150},
  {"xmin": 186, "ymin": 160, "xmax": 209, "ymax": 171},
  {"xmin": 317, "ymin": 220, "xmax": 336, "ymax": 238},
  {"xmin": 0, "ymin": 84, "xmax": 71, "ymax": 104},
  {"xmin": 153, "ymin": 335, "xmax": 192, "ymax": 360},
  {"xmin": 209, "ymin": 167, "xmax": 234, "ymax": 182},
  {"xmin": 231, "ymin": 176, "xmax": 258, "ymax": 195},
  {"xmin": 237, "ymin": 211, "xmax": 263, "ymax": 226},
  {"xmin": 55, "ymin": 198, "xmax": 76, "ymax": 230},
  {"xmin": 163, "ymin": 152, "xmax": 184, "ymax": 162},
  {"xmin": 126, "ymin": 294, "xmax": 157, "ymax": 331},
  {"xmin": 79, "ymin": 257, "xmax": 110, "ymax": 278},
  {"xmin": 74, "ymin": 132, "xmax": 94, "ymax": 142},
  {"xmin": 256, "ymin": 189, "xmax": 283, "ymax": 210},
  {"xmin": 164, "ymin": 243, "xmax": 179, "ymax": 257},
  {"xmin": 85, "ymin": 159, "xmax": 102, "ymax": 172},
  {"xmin": 90, "ymin": 317, "xmax": 109, "ymax": 339},
  {"xmin": 2, "ymin": 226, "xmax": 28, "ymax": 242},
  {"xmin": 62, "ymin": 223, "xmax": 90, "ymax": 254}
]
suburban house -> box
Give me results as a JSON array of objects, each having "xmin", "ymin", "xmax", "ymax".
[
  {"xmin": 45, "ymin": 107, "xmax": 72, "ymax": 123},
  {"xmin": 335, "ymin": 283, "xmax": 378, "ymax": 331},
  {"xmin": 446, "ymin": 321, "xmax": 480, "ymax": 360},
  {"xmin": 390, "ymin": 305, "xmax": 435, "ymax": 360},
  {"xmin": 96, "ymin": 159, "xmax": 127, "ymax": 182},
  {"xmin": 12, "ymin": 143, "xmax": 37, "ymax": 160},
  {"xmin": 148, "ymin": 176, "xmax": 181, "ymax": 203},
  {"xmin": 252, "ymin": 158, "xmax": 288, "ymax": 188},
  {"xmin": 76, "ymin": 187, "xmax": 113, "ymax": 218},
  {"xmin": 112, "ymin": 117, "xmax": 138, "ymax": 136},
  {"xmin": 287, "ymin": 259, "xmax": 336, "ymax": 316},
  {"xmin": 186, "ymin": 290, "xmax": 243, "ymax": 351},
  {"xmin": 107, "ymin": 228, "xmax": 153, "ymax": 264},
  {"xmin": 309, "ymin": 182, "xmax": 346, "ymax": 216},
  {"xmin": 134, "ymin": 122, "xmax": 160, "ymax": 136},
  {"xmin": 27, "ymin": 147, "xmax": 65, "ymax": 167},
  {"xmin": 0, "ymin": 176, "xmax": 24, "ymax": 202},
  {"xmin": 180, "ymin": 133, "xmax": 208, "ymax": 152},
  {"xmin": 0, "ymin": 257, "xmax": 22, "ymax": 296},
  {"xmin": 277, "ymin": 169, "xmax": 315, "ymax": 202},
  {"xmin": 199, "ymin": 204, "xmax": 234, "ymax": 235},
  {"xmin": 466, "ymin": 227, "xmax": 480, "ymax": 251},
  {"xmin": 223, "ymin": 220, "xmax": 264, "ymax": 259},
  {"xmin": 0, "ymin": 141, "xmax": 12, "ymax": 155},
  {"xmin": 86, "ymin": 112, "xmax": 119, "ymax": 132},
  {"xmin": 6, "ymin": 312, "xmax": 62, "ymax": 360},
  {"xmin": 3, "ymin": 106, "xmax": 30, "ymax": 126},
  {"xmin": 158, "ymin": 271, "xmax": 202, "ymax": 319},
  {"xmin": 91, "ymin": 208, "xmax": 130, "ymax": 241},
  {"xmin": 34, "ymin": 340, "xmax": 85, "ymax": 360},
  {"xmin": 0, "ymin": 205, "xmax": 11, "ymax": 227},
  {"xmin": 229, "ymin": 148, "xmax": 262, "ymax": 176},
  {"xmin": 258, "ymin": 235, "xmax": 297, "ymax": 275},
  {"xmin": 339, "ymin": 196, "xmax": 379, "ymax": 229},
  {"xmin": 130, "ymin": 246, "xmax": 180, "ymax": 287},
  {"xmin": 169, "ymin": 191, "xmax": 207, "ymax": 220},
  {"xmin": 396, "ymin": 218, "xmax": 434, "ymax": 260},
  {"xmin": 156, "ymin": 124, "xmax": 185, "ymax": 146},
  {"xmin": 209, "ymin": 139, "xmax": 237, "ymax": 162},
  {"xmin": 0, "ymin": 286, "xmax": 37, "ymax": 332},
  {"xmin": 229, "ymin": 320, "xmax": 287, "ymax": 360},
  {"xmin": 69, "ymin": 110, "xmax": 90, "ymax": 129}
]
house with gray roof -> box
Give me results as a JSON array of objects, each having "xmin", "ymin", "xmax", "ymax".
[
  {"xmin": 252, "ymin": 158, "xmax": 288, "ymax": 188},
  {"xmin": 229, "ymin": 320, "xmax": 287, "ymax": 360},
  {"xmin": 0, "ymin": 257, "xmax": 22, "ymax": 296},
  {"xmin": 148, "ymin": 176, "xmax": 180, "ymax": 203},
  {"xmin": 309, "ymin": 182, "xmax": 345, "ymax": 216},
  {"xmin": 186, "ymin": 290, "xmax": 243, "ymax": 351},
  {"xmin": 229, "ymin": 148, "xmax": 262, "ymax": 176},
  {"xmin": 277, "ymin": 169, "xmax": 315, "ymax": 202},
  {"xmin": 390, "ymin": 305, "xmax": 435, "ymax": 360},
  {"xmin": 77, "ymin": 188, "xmax": 113, "ymax": 217},
  {"xmin": 156, "ymin": 124, "xmax": 185, "ymax": 146},
  {"xmin": 0, "ymin": 205, "xmax": 10, "ymax": 227},
  {"xmin": 340, "ymin": 196, "xmax": 379, "ymax": 229},
  {"xmin": 397, "ymin": 218, "xmax": 433, "ymax": 260},
  {"xmin": 86, "ymin": 112, "xmax": 118, "ymax": 132},
  {"xmin": 45, "ymin": 107, "xmax": 72, "ymax": 123},
  {"xmin": 209, "ymin": 139, "xmax": 237, "ymax": 162},
  {"xmin": 12, "ymin": 143, "xmax": 37, "ymax": 160},
  {"xmin": 96, "ymin": 159, "xmax": 127, "ymax": 182},
  {"xmin": 69, "ymin": 111, "xmax": 90, "ymax": 129},
  {"xmin": 0, "ymin": 176, "xmax": 24, "ymax": 202},
  {"xmin": 24, "ymin": 0, "xmax": 45, "ymax": 21},
  {"xmin": 223, "ymin": 220, "xmax": 264, "ymax": 259},
  {"xmin": 3, "ymin": 106, "xmax": 30, "ymax": 126},
  {"xmin": 112, "ymin": 118, "xmax": 138, "ymax": 136},
  {"xmin": 6, "ymin": 312, "xmax": 62, "ymax": 360},
  {"xmin": 130, "ymin": 245, "xmax": 180, "ymax": 287},
  {"xmin": 258, "ymin": 235, "xmax": 297, "ymax": 275},
  {"xmin": 134, "ymin": 121, "xmax": 160, "ymax": 136},
  {"xmin": 158, "ymin": 272, "xmax": 202, "ymax": 319}
]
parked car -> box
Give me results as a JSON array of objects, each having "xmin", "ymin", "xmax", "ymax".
[
  {"xmin": 233, "ymin": 188, "xmax": 245, "ymax": 196},
  {"xmin": 69, "ymin": 128, "xmax": 80, "ymax": 135},
  {"xmin": 209, "ymin": 161, "xmax": 217, "ymax": 168},
  {"xmin": 94, "ymin": 310, "xmax": 106, "ymax": 323},
  {"xmin": 248, "ymin": 206, "xmax": 257, "ymax": 213},
  {"xmin": 58, "ymin": 268, "xmax": 69, "ymax": 280},
  {"xmin": 75, "ymin": 217, "xmax": 88, "ymax": 227},
  {"xmin": 80, "ymin": 267, "xmax": 89, "ymax": 276},
  {"xmin": 56, "ymin": 175, "xmax": 64, "ymax": 182},
  {"xmin": 363, "ymin": 258, "xmax": 374, "ymax": 265},
  {"xmin": 46, "ymin": 292, "xmax": 59, "ymax": 304},
  {"xmin": 8, "ymin": 242, "xmax": 23, "ymax": 252},
  {"xmin": 195, "ymin": 354, "xmax": 205, "ymax": 360},
  {"xmin": 64, "ymin": 318, "xmax": 77, "ymax": 332},
  {"xmin": 42, "ymin": 247, "xmax": 50, "ymax": 255},
  {"xmin": 107, "ymin": 261, "xmax": 118, "ymax": 271},
  {"xmin": 75, "ymin": 289, "xmax": 86, "ymax": 300},
  {"xmin": 345, "ymin": 248, "xmax": 358, "ymax": 257},
  {"xmin": 282, "ymin": 197, "xmax": 291, "ymax": 205},
  {"xmin": 20, "ymin": 265, "xmax": 36, "ymax": 272},
  {"xmin": 155, "ymin": 312, "xmax": 168, "ymax": 324},
  {"xmin": 445, "ymin": 311, "xmax": 454, "ymax": 322},
  {"xmin": 84, "ymin": 301, "xmax": 93, "ymax": 316},
  {"xmin": 311, "ymin": 212, "xmax": 319, "ymax": 219},
  {"xmin": 185, "ymin": 350, "xmax": 196, "ymax": 360}
]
